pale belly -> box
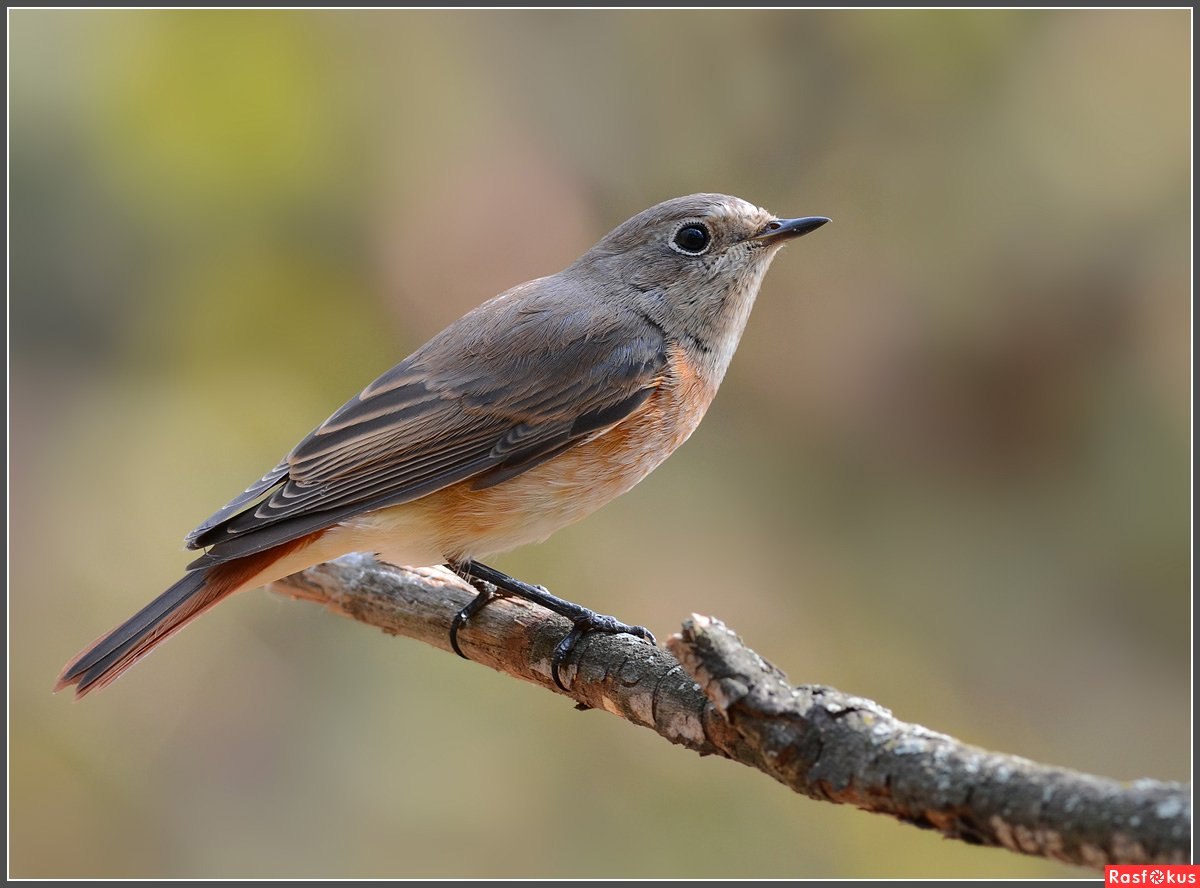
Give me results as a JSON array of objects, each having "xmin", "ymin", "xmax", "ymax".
[
  {"xmin": 203, "ymin": 344, "xmax": 724, "ymax": 605},
  {"xmin": 346, "ymin": 349, "xmax": 718, "ymax": 565}
]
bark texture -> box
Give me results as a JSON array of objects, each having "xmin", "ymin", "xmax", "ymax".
[{"xmin": 272, "ymin": 554, "xmax": 1190, "ymax": 870}]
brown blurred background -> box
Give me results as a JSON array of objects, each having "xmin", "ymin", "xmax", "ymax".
[{"xmin": 8, "ymin": 9, "xmax": 1189, "ymax": 878}]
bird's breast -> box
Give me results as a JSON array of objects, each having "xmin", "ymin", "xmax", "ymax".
[{"xmin": 420, "ymin": 342, "xmax": 720, "ymax": 561}]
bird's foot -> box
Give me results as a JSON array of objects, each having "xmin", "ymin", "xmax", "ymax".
[
  {"xmin": 447, "ymin": 559, "xmax": 656, "ymax": 691},
  {"xmin": 447, "ymin": 575, "xmax": 512, "ymax": 659},
  {"xmin": 547, "ymin": 609, "xmax": 656, "ymax": 692}
]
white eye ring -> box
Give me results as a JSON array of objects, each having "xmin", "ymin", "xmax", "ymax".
[{"xmin": 670, "ymin": 221, "xmax": 712, "ymax": 256}]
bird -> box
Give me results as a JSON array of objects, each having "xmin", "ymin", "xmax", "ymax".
[{"xmin": 56, "ymin": 193, "xmax": 828, "ymax": 698}]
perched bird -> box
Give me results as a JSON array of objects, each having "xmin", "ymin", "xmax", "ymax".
[{"xmin": 56, "ymin": 193, "xmax": 828, "ymax": 697}]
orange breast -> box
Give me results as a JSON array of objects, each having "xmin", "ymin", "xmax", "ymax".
[{"xmin": 422, "ymin": 343, "xmax": 718, "ymax": 561}]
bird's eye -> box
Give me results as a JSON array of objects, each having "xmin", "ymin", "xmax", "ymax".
[{"xmin": 671, "ymin": 223, "xmax": 712, "ymax": 256}]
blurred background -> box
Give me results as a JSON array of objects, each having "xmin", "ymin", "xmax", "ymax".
[{"xmin": 8, "ymin": 9, "xmax": 1189, "ymax": 878}]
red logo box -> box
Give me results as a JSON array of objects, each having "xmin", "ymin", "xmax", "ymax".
[{"xmin": 1106, "ymin": 866, "xmax": 1199, "ymax": 885}]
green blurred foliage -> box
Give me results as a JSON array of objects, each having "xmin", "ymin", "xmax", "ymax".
[{"xmin": 9, "ymin": 9, "xmax": 1189, "ymax": 878}]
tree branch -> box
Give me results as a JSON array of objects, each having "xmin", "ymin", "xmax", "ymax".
[{"xmin": 271, "ymin": 554, "xmax": 1190, "ymax": 870}]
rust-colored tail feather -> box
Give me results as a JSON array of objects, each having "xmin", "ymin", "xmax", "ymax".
[
  {"xmin": 55, "ymin": 570, "xmax": 220, "ymax": 698},
  {"xmin": 56, "ymin": 535, "xmax": 316, "ymax": 698}
]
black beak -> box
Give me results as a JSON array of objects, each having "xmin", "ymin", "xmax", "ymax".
[{"xmin": 752, "ymin": 216, "xmax": 831, "ymax": 242}]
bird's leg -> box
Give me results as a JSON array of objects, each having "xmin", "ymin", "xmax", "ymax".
[{"xmin": 451, "ymin": 559, "xmax": 656, "ymax": 691}]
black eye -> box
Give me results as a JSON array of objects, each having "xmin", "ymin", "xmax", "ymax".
[{"xmin": 671, "ymin": 223, "xmax": 711, "ymax": 255}]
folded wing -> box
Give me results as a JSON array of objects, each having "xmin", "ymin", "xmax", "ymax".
[{"xmin": 185, "ymin": 281, "xmax": 668, "ymax": 568}]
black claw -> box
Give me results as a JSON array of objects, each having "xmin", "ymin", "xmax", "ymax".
[
  {"xmin": 446, "ymin": 565, "xmax": 505, "ymax": 659},
  {"xmin": 450, "ymin": 591, "xmax": 487, "ymax": 659},
  {"xmin": 449, "ymin": 618, "xmax": 467, "ymax": 659},
  {"xmin": 550, "ymin": 625, "xmax": 587, "ymax": 691}
]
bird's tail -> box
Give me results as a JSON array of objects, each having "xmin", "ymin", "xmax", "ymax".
[
  {"xmin": 56, "ymin": 569, "xmax": 233, "ymax": 698},
  {"xmin": 56, "ymin": 536, "xmax": 317, "ymax": 698}
]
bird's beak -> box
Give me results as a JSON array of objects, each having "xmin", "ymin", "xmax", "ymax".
[{"xmin": 751, "ymin": 216, "xmax": 831, "ymax": 242}]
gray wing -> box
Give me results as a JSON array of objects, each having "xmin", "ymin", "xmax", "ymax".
[{"xmin": 185, "ymin": 281, "xmax": 667, "ymax": 567}]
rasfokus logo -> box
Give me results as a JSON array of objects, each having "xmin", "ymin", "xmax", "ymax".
[{"xmin": 1106, "ymin": 866, "xmax": 1198, "ymax": 884}]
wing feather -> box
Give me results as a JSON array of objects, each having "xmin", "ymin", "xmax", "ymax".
[{"xmin": 186, "ymin": 278, "xmax": 667, "ymax": 564}]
